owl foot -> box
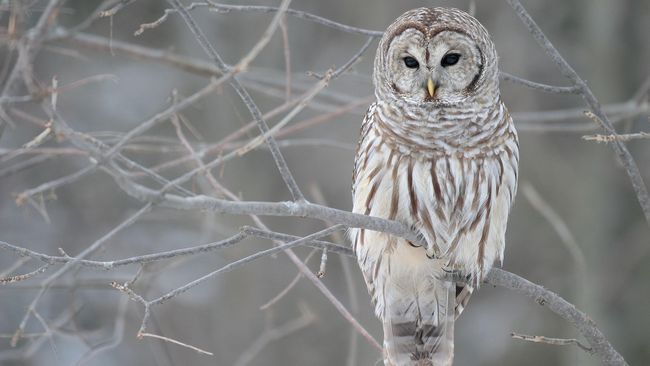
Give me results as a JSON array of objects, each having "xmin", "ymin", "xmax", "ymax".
[
  {"xmin": 407, "ymin": 240, "xmax": 421, "ymax": 248},
  {"xmin": 424, "ymin": 242, "xmax": 442, "ymax": 259},
  {"xmin": 439, "ymin": 268, "xmax": 471, "ymax": 283}
]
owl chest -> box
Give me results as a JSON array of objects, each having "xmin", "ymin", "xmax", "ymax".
[
  {"xmin": 354, "ymin": 137, "xmax": 476, "ymax": 233},
  {"xmin": 353, "ymin": 127, "xmax": 517, "ymax": 271}
]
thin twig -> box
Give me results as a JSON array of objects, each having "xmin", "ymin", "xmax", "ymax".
[
  {"xmin": 522, "ymin": 183, "xmax": 586, "ymax": 272},
  {"xmin": 134, "ymin": 2, "xmax": 383, "ymax": 37},
  {"xmin": 506, "ymin": 0, "xmax": 650, "ymax": 227},
  {"xmin": 258, "ymin": 249, "xmax": 319, "ymax": 310},
  {"xmin": 0, "ymin": 257, "xmax": 31, "ymax": 277},
  {"xmin": 108, "ymin": 175, "xmax": 424, "ymax": 246},
  {"xmin": 279, "ymin": 16, "xmax": 292, "ymax": 100},
  {"xmin": 31, "ymin": 310, "xmax": 59, "ymax": 359},
  {"xmin": 134, "ymin": 9, "xmax": 174, "ymax": 36},
  {"xmin": 15, "ymin": 164, "xmax": 97, "ymax": 206},
  {"xmin": 582, "ymin": 131, "xmax": 650, "ymax": 143},
  {"xmin": 500, "ymin": 71, "xmax": 581, "ymax": 94},
  {"xmin": 0, "ymin": 0, "xmax": 67, "ymax": 139},
  {"xmin": 308, "ymin": 183, "xmax": 361, "ymax": 366},
  {"xmin": 73, "ymin": 296, "xmax": 129, "ymax": 366},
  {"xmin": 468, "ymin": 0, "xmax": 477, "ymax": 17},
  {"xmin": 149, "ymin": 225, "xmax": 346, "ymax": 306},
  {"xmin": 138, "ymin": 332, "xmax": 213, "ymax": 356},
  {"xmin": 10, "ymin": 204, "xmax": 153, "ymax": 347},
  {"xmin": 486, "ymin": 269, "xmax": 627, "ymax": 366},
  {"xmin": 0, "ymin": 233, "xmax": 250, "ymax": 269},
  {"xmin": 511, "ymin": 332, "xmax": 593, "ymax": 354},
  {"xmin": 105, "ymin": 76, "xmax": 230, "ymax": 158},
  {"xmin": 310, "ymin": 37, "xmax": 375, "ymax": 79},
  {"xmin": 168, "ymin": 0, "xmax": 306, "ymax": 202},
  {"xmin": 233, "ymin": 305, "xmax": 314, "ymax": 366},
  {"xmin": 0, "ymin": 229, "xmax": 352, "ymax": 271},
  {"xmin": 0, "ymin": 264, "xmax": 51, "ymax": 284},
  {"xmin": 317, "ymin": 248, "xmax": 328, "ymax": 278},
  {"xmin": 237, "ymin": 70, "xmax": 332, "ymax": 156},
  {"xmin": 99, "ymin": 0, "xmax": 136, "ymax": 18}
]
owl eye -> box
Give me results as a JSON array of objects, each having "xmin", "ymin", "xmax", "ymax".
[
  {"xmin": 441, "ymin": 53, "xmax": 461, "ymax": 67},
  {"xmin": 403, "ymin": 56, "xmax": 419, "ymax": 69}
]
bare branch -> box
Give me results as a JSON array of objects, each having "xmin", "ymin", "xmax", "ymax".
[
  {"xmin": 73, "ymin": 296, "xmax": 129, "ymax": 366},
  {"xmin": 258, "ymin": 249, "xmax": 320, "ymax": 310},
  {"xmin": 236, "ymin": 70, "xmax": 332, "ymax": 156},
  {"xmin": 0, "ymin": 231, "xmax": 347, "ymax": 270},
  {"xmin": 0, "ymin": 0, "xmax": 67, "ymax": 138},
  {"xmin": 138, "ymin": 332, "xmax": 213, "ymax": 356},
  {"xmin": 99, "ymin": 0, "xmax": 136, "ymax": 18},
  {"xmin": 486, "ymin": 269, "xmax": 627, "ymax": 366},
  {"xmin": 583, "ymin": 131, "xmax": 650, "ymax": 143},
  {"xmin": 500, "ymin": 71, "xmax": 581, "ymax": 94},
  {"xmin": 311, "ymin": 37, "xmax": 375, "ymax": 79},
  {"xmin": 0, "ymin": 257, "xmax": 31, "ymax": 278},
  {"xmin": 233, "ymin": 306, "xmax": 314, "ymax": 366},
  {"xmin": 279, "ymin": 16, "xmax": 292, "ymax": 100},
  {"xmin": 134, "ymin": 9, "xmax": 174, "ymax": 36},
  {"xmin": 149, "ymin": 225, "xmax": 345, "ymax": 306},
  {"xmin": 506, "ymin": 0, "xmax": 650, "ymax": 227},
  {"xmin": 511, "ymin": 332, "xmax": 593, "ymax": 354},
  {"xmin": 15, "ymin": 164, "xmax": 97, "ymax": 206},
  {"xmin": 106, "ymin": 174, "xmax": 424, "ymax": 246},
  {"xmin": 167, "ymin": 0, "xmax": 306, "ymax": 202},
  {"xmin": 105, "ymin": 77, "xmax": 229, "ymax": 158},
  {"xmin": 521, "ymin": 183, "xmax": 586, "ymax": 272},
  {"xmin": 0, "ymin": 264, "xmax": 51, "ymax": 284},
  {"xmin": 10, "ymin": 204, "xmax": 153, "ymax": 347},
  {"xmin": 317, "ymin": 247, "xmax": 328, "ymax": 278},
  {"xmin": 133, "ymin": 2, "xmax": 383, "ymax": 37}
]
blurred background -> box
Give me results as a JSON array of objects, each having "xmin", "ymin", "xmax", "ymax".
[{"xmin": 1, "ymin": 0, "xmax": 649, "ymax": 365}]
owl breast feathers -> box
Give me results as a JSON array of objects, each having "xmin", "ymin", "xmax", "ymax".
[{"xmin": 350, "ymin": 7, "xmax": 519, "ymax": 366}]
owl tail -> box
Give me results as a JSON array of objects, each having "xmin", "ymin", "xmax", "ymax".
[{"xmin": 381, "ymin": 280, "xmax": 455, "ymax": 366}]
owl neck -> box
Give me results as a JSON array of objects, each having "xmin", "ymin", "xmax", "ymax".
[{"xmin": 373, "ymin": 93, "xmax": 509, "ymax": 157}]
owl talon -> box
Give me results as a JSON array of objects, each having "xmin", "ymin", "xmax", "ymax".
[
  {"xmin": 407, "ymin": 240, "xmax": 421, "ymax": 248},
  {"xmin": 440, "ymin": 268, "xmax": 469, "ymax": 283}
]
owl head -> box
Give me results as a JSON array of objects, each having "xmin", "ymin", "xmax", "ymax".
[{"xmin": 374, "ymin": 7, "xmax": 499, "ymax": 107}]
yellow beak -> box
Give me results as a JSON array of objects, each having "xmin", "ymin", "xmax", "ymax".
[{"xmin": 427, "ymin": 78, "xmax": 436, "ymax": 97}]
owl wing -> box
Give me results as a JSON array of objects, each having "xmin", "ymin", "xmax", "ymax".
[{"xmin": 351, "ymin": 103, "xmax": 377, "ymax": 198}]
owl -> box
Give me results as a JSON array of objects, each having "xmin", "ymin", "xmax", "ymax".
[{"xmin": 351, "ymin": 7, "xmax": 519, "ymax": 366}]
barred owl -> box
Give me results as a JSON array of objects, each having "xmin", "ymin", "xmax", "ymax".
[{"xmin": 351, "ymin": 8, "xmax": 519, "ymax": 365}]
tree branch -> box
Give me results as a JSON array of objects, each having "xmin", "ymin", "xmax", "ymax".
[
  {"xmin": 505, "ymin": 0, "xmax": 650, "ymax": 227},
  {"xmin": 486, "ymin": 269, "xmax": 627, "ymax": 366}
]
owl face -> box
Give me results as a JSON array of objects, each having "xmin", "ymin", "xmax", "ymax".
[
  {"xmin": 385, "ymin": 29, "xmax": 484, "ymax": 104},
  {"xmin": 375, "ymin": 8, "xmax": 498, "ymax": 107}
]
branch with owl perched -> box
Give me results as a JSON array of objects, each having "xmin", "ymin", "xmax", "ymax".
[{"xmin": 0, "ymin": 218, "xmax": 627, "ymax": 365}]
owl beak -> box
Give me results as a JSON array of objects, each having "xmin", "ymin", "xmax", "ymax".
[{"xmin": 426, "ymin": 78, "xmax": 436, "ymax": 98}]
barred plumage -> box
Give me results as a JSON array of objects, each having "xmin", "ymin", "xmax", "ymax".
[{"xmin": 351, "ymin": 7, "xmax": 518, "ymax": 365}]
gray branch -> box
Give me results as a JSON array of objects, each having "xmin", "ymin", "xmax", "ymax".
[
  {"xmin": 505, "ymin": 0, "xmax": 650, "ymax": 227},
  {"xmin": 487, "ymin": 269, "xmax": 627, "ymax": 366}
]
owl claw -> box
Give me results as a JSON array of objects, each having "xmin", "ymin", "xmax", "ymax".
[
  {"xmin": 440, "ymin": 268, "xmax": 469, "ymax": 283},
  {"xmin": 407, "ymin": 240, "xmax": 421, "ymax": 248}
]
